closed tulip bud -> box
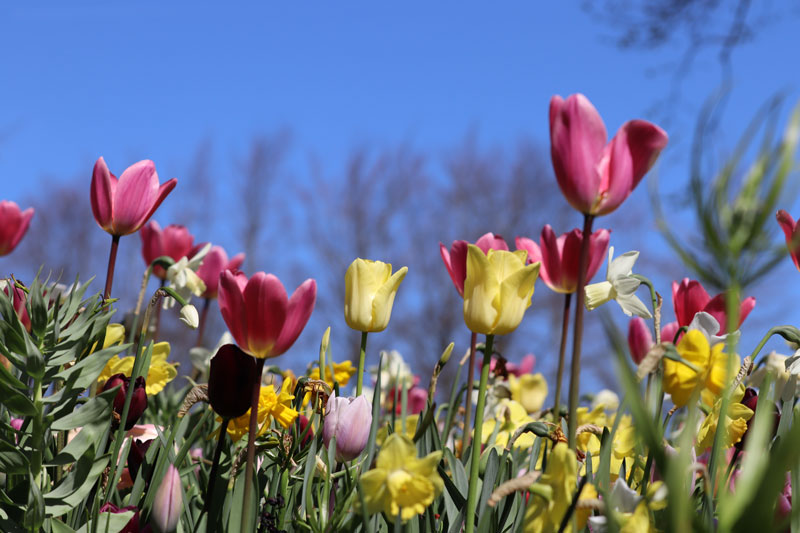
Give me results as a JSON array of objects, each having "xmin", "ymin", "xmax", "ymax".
[
  {"xmin": 0, "ymin": 201, "xmax": 34, "ymax": 257},
  {"xmin": 102, "ymin": 373, "xmax": 147, "ymax": 430},
  {"xmin": 627, "ymin": 317, "xmax": 653, "ymax": 365},
  {"xmin": 179, "ymin": 304, "xmax": 199, "ymax": 329},
  {"xmin": 128, "ymin": 438, "xmax": 154, "ymax": 483},
  {"xmin": 323, "ymin": 392, "xmax": 372, "ymax": 462},
  {"xmin": 140, "ymin": 222, "xmax": 195, "ymax": 279},
  {"xmin": 208, "ymin": 344, "xmax": 258, "ymax": 419},
  {"xmin": 152, "ymin": 464, "xmax": 182, "ymax": 533},
  {"xmin": 777, "ymin": 210, "xmax": 800, "ymax": 272},
  {"xmin": 462, "ymin": 244, "xmax": 540, "ymax": 336},
  {"xmin": 98, "ymin": 503, "xmax": 140, "ymax": 533},
  {"xmin": 344, "ymin": 259, "xmax": 408, "ymax": 333},
  {"xmin": 90, "ymin": 157, "xmax": 177, "ymax": 237}
]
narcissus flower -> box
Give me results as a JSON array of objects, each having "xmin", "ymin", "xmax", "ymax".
[
  {"xmin": 481, "ymin": 399, "xmax": 536, "ymax": 449},
  {"xmin": 663, "ymin": 329, "xmax": 740, "ymax": 408},
  {"xmin": 152, "ymin": 464, "xmax": 182, "ymax": 533},
  {"xmin": 0, "ymin": 200, "xmax": 34, "ymax": 256},
  {"xmin": 462, "ymin": 245, "xmax": 540, "ymax": 335},
  {"xmin": 523, "ymin": 443, "xmax": 577, "ymax": 533},
  {"xmin": 323, "ymin": 392, "xmax": 372, "ymax": 462},
  {"xmin": 98, "ymin": 340, "xmax": 177, "ymax": 395},
  {"xmin": 777, "ymin": 209, "xmax": 800, "ymax": 271},
  {"xmin": 670, "ymin": 278, "xmax": 755, "ymax": 331},
  {"xmin": 509, "ymin": 373, "xmax": 548, "ymax": 413},
  {"xmin": 222, "ymin": 382, "xmax": 299, "ymax": 442},
  {"xmin": 360, "ymin": 433, "xmax": 444, "ymax": 522},
  {"xmin": 90, "ymin": 157, "xmax": 177, "ymax": 237},
  {"xmin": 140, "ymin": 222, "xmax": 194, "ymax": 279},
  {"xmin": 440, "ymin": 232, "xmax": 509, "ymax": 296},
  {"xmin": 515, "ymin": 225, "xmax": 610, "ymax": 294},
  {"xmin": 208, "ymin": 344, "xmax": 258, "ymax": 419},
  {"xmin": 696, "ymin": 385, "xmax": 753, "ymax": 452},
  {"xmin": 344, "ymin": 259, "xmax": 408, "ymax": 333},
  {"xmin": 584, "ymin": 247, "xmax": 651, "ymax": 318},
  {"xmin": 218, "ymin": 270, "xmax": 316, "ymax": 359},
  {"xmin": 193, "ymin": 244, "xmax": 245, "ymax": 299},
  {"xmin": 305, "ymin": 357, "xmax": 356, "ymax": 405},
  {"xmin": 549, "ymin": 93, "xmax": 668, "ymax": 216}
]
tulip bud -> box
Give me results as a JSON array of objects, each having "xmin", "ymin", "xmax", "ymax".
[
  {"xmin": 344, "ymin": 259, "xmax": 408, "ymax": 333},
  {"xmin": 208, "ymin": 344, "xmax": 258, "ymax": 419},
  {"xmin": 179, "ymin": 304, "xmax": 199, "ymax": 329},
  {"xmin": 323, "ymin": 392, "xmax": 372, "ymax": 462},
  {"xmin": 102, "ymin": 373, "xmax": 147, "ymax": 430},
  {"xmin": 152, "ymin": 464, "xmax": 182, "ymax": 533},
  {"xmin": 627, "ymin": 317, "xmax": 654, "ymax": 365},
  {"xmin": 98, "ymin": 503, "xmax": 140, "ymax": 533},
  {"xmin": 0, "ymin": 201, "xmax": 34, "ymax": 257},
  {"xmin": 128, "ymin": 438, "xmax": 154, "ymax": 482},
  {"xmin": 661, "ymin": 321, "xmax": 681, "ymax": 344}
]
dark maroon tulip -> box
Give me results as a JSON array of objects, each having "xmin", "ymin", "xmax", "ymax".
[
  {"xmin": 735, "ymin": 387, "xmax": 781, "ymax": 451},
  {"xmin": 99, "ymin": 502, "xmax": 140, "ymax": 533},
  {"xmin": 103, "ymin": 373, "xmax": 147, "ymax": 430},
  {"xmin": 128, "ymin": 438, "xmax": 154, "ymax": 482},
  {"xmin": 208, "ymin": 344, "xmax": 258, "ymax": 419}
]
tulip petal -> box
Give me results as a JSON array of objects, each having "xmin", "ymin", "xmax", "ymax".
[
  {"xmin": 112, "ymin": 160, "xmax": 160, "ymax": 235},
  {"xmin": 586, "ymin": 229, "xmax": 611, "ymax": 282},
  {"xmin": 0, "ymin": 202, "xmax": 34, "ymax": 256},
  {"xmin": 273, "ymin": 279, "xmax": 317, "ymax": 356},
  {"xmin": 344, "ymin": 259, "xmax": 392, "ymax": 332},
  {"xmin": 152, "ymin": 464, "xmax": 182, "ymax": 533},
  {"xmin": 218, "ymin": 270, "xmax": 248, "ymax": 349},
  {"xmin": 228, "ymin": 252, "xmax": 245, "ymax": 271},
  {"xmin": 243, "ymin": 273, "xmax": 288, "ymax": 358},
  {"xmin": 463, "ymin": 245, "xmax": 499, "ymax": 335},
  {"xmin": 703, "ymin": 294, "xmax": 756, "ymax": 332},
  {"xmin": 370, "ymin": 267, "xmax": 407, "ymax": 333},
  {"xmin": 139, "ymin": 221, "xmax": 163, "ymax": 269},
  {"xmin": 475, "ymin": 232, "xmax": 509, "ymax": 253},
  {"xmin": 672, "ymin": 279, "xmax": 711, "ymax": 327},
  {"xmin": 140, "ymin": 178, "xmax": 178, "ymax": 235},
  {"xmin": 492, "ymin": 261, "xmax": 539, "ymax": 335},
  {"xmin": 628, "ymin": 317, "xmax": 653, "ymax": 365},
  {"xmin": 90, "ymin": 157, "xmax": 116, "ymax": 233},
  {"xmin": 540, "ymin": 225, "xmax": 565, "ymax": 291},
  {"xmin": 440, "ymin": 241, "xmax": 468, "ymax": 296}
]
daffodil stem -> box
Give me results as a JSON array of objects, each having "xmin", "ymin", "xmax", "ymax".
[
  {"xmin": 567, "ymin": 213, "xmax": 594, "ymax": 450},
  {"xmin": 461, "ymin": 331, "xmax": 478, "ymax": 458},
  {"xmin": 553, "ymin": 293, "xmax": 572, "ymax": 422},
  {"xmin": 356, "ymin": 331, "xmax": 368, "ymax": 396},
  {"xmin": 242, "ymin": 357, "xmax": 266, "ymax": 532},
  {"xmin": 199, "ymin": 418, "xmax": 230, "ymax": 531},
  {"xmin": 465, "ymin": 333, "xmax": 494, "ymax": 533},
  {"xmin": 102, "ymin": 235, "xmax": 120, "ymax": 303}
]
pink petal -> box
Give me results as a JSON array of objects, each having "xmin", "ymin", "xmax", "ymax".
[
  {"xmin": 585, "ymin": 228, "xmax": 611, "ymax": 282},
  {"xmin": 243, "ymin": 273, "xmax": 288, "ymax": 358},
  {"xmin": 559, "ymin": 228, "xmax": 583, "ymax": 293},
  {"xmin": 0, "ymin": 202, "xmax": 33, "ymax": 256},
  {"xmin": 441, "ymin": 240, "xmax": 468, "ymax": 296},
  {"xmin": 112, "ymin": 160, "xmax": 160, "ymax": 235},
  {"xmin": 160, "ymin": 225, "xmax": 194, "ymax": 261},
  {"xmin": 777, "ymin": 209, "xmax": 800, "ymax": 271},
  {"xmin": 516, "ymin": 235, "xmax": 553, "ymax": 289},
  {"xmin": 217, "ymin": 270, "xmax": 248, "ymax": 349},
  {"xmin": 227, "ymin": 252, "xmax": 245, "ymax": 271},
  {"xmin": 703, "ymin": 294, "xmax": 756, "ymax": 332},
  {"xmin": 661, "ymin": 321, "xmax": 681, "ymax": 344},
  {"xmin": 152, "ymin": 464, "xmax": 182, "ymax": 533},
  {"xmin": 196, "ymin": 246, "xmax": 227, "ymax": 298},
  {"xmin": 672, "ymin": 278, "xmax": 710, "ymax": 327},
  {"xmin": 628, "ymin": 317, "xmax": 654, "ymax": 365},
  {"xmin": 138, "ymin": 178, "xmax": 178, "ymax": 234},
  {"xmin": 475, "ymin": 232, "xmax": 509, "ymax": 253},
  {"xmin": 273, "ymin": 279, "xmax": 317, "ymax": 356},
  {"xmin": 140, "ymin": 221, "xmax": 163, "ymax": 268},
  {"xmin": 90, "ymin": 157, "xmax": 116, "ymax": 233},
  {"xmin": 549, "ymin": 94, "xmax": 607, "ymax": 213}
]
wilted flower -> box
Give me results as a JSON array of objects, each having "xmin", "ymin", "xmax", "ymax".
[
  {"xmin": 304, "ymin": 357, "xmax": 356, "ymax": 406},
  {"xmin": 323, "ymin": 392, "xmax": 372, "ymax": 461},
  {"xmin": 0, "ymin": 200, "xmax": 34, "ymax": 257},
  {"xmin": 360, "ymin": 433, "xmax": 444, "ymax": 522},
  {"xmin": 584, "ymin": 247, "xmax": 651, "ymax": 318},
  {"xmin": 344, "ymin": 258, "xmax": 408, "ymax": 333}
]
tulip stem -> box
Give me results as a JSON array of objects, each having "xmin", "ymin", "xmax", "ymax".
[
  {"xmin": 465, "ymin": 334, "xmax": 494, "ymax": 533},
  {"xmin": 198, "ymin": 418, "xmax": 230, "ymax": 532},
  {"xmin": 553, "ymin": 292, "xmax": 572, "ymax": 423},
  {"xmin": 567, "ymin": 214, "xmax": 594, "ymax": 450},
  {"xmin": 356, "ymin": 332, "xmax": 369, "ymax": 396},
  {"xmin": 461, "ymin": 331, "xmax": 478, "ymax": 458},
  {"xmin": 102, "ymin": 235, "xmax": 120, "ymax": 303},
  {"xmin": 242, "ymin": 357, "xmax": 266, "ymax": 533}
]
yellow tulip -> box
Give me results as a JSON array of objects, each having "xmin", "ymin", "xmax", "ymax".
[
  {"xmin": 344, "ymin": 259, "xmax": 408, "ymax": 333},
  {"xmin": 360, "ymin": 433, "xmax": 443, "ymax": 522},
  {"xmin": 463, "ymin": 245, "xmax": 540, "ymax": 335}
]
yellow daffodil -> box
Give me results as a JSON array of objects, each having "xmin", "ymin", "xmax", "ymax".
[
  {"xmin": 523, "ymin": 443, "xmax": 576, "ymax": 533},
  {"xmin": 463, "ymin": 245, "xmax": 540, "ymax": 336},
  {"xmin": 344, "ymin": 259, "xmax": 408, "ymax": 333},
  {"xmin": 577, "ymin": 483, "xmax": 598, "ymax": 530},
  {"xmin": 619, "ymin": 502, "xmax": 653, "ymax": 533},
  {"xmin": 360, "ymin": 433, "xmax": 443, "ymax": 522},
  {"xmin": 509, "ymin": 373, "xmax": 548, "ymax": 413},
  {"xmin": 481, "ymin": 400, "xmax": 535, "ymax": 449},
  {"xmin": 375, "ymin": 414, "xmax": 419, "ymax": 446},
  {"xmin": 663, "ymin": 329, "xmax": 739, "ymax": 408},
  {"xmin": 223, "ymin": 382, "xmax": 299, "ymax": 442},
  {"xmin": 303, "ymin": 359, "xmax": 357, "ymax": 406},
  {"xmin": 97, "ymin": 335, "xmax": 177, "ymax": 395},
  {"xmin": 579, "ymin": 410, "xmax": 637, "ymax": 481},
  {"xmin": 696, "ymin": 385, "xmax": 753, "ymax": 451}
]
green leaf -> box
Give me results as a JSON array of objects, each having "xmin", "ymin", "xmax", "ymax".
[
  {"xmin": 23, "ymin": 474, "xmax": 44, "ymax": 531},
  {"xmin": 75, "ymin": 511, "xmax": 136, "ymax": 533},
  {"xmin": 44, "ymin": 452, "xmax": 109, "ymax": 516},
  {"xmin": 51, "ymin": 388, "xmax": 118, "ymax": 431},
  {"xmin": 50, "ymin": 518, "xmax": 77, "ymax": 533},
  {"xmin": 0, "ymin": 379, "xmax": 37, "ymax": 416},
  {"xmin": 0, "ymin": 440, "xmax": 30, "ymax": 474},
  {"xmin": 23, "ymin": 331, "xmax": 45, "ymax": 380}
]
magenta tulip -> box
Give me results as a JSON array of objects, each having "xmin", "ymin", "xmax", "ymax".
[
  {"xmin": 90, "ymin": 157, "xmax": 177, "ymax": 237},
  {"xmin": 152, "ymin": 464, "xmax": 182, "ymax": 533},
  {"xmin": 323, "ymin": 392, "xmax": 372, "ymax": 461},
  {"xmin": 3, "ymin": 283, "xmax": 31, "ymax": 332},
  {"xmin": 440, "ymin": 232, "xmax": 509, "ymax": 296},
  {"xmin": 102, "ymin": 373, "xmax": 147, "ymax": 430},
  {"xmin": 0, "ymin": 201, "xmax": 34, "ymax": 256},
  {"xmin": 549, "ymin": 93, "xmax": 668, "ymax": 216},
  {"xmin": 515, "ymin": 225, "xmax": 610, "ymax": 294},
  {"xmin": 218, "ymin": 271, "xmax": 316, "ymax": 359},
  {"xmin": 193, "ymin": 245, "xmax": 245, "ymax": 299},
  {"xmin": 140, "ymin": 222, "xmax": 195, "ymax": 279},
  {"xmin": 627, "ymin": 317, "xmax": 653, "ymax": 365},
  {"xmin": 672, "ymin": 278, "xmax": 755, "ymax": 331},
  {"xmin": 777, "ymin": 209, "xmax": 800, "ymax": 271}
]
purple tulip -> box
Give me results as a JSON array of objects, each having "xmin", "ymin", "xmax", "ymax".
[{"xmin": 323, "ymin": 392, "xmax": 372, "ymax": 462}]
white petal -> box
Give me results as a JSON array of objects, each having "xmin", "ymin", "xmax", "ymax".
[
  {"xmin": 617, "ymin": 293, "xmax": 652, "ymax": 318},
  {"xmin": 607, "ymin": 250, "xmax": 639, "ymax": 279},
  {"xmin": 613, "ymin": 276, "xmax": 641, "ymax": 296}
]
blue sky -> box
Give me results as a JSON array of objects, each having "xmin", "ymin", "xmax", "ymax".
[{"xmin": 2, "ymin": 2, "xmax": 799, "ymax": 390}]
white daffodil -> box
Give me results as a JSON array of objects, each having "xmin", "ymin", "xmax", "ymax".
[
  {"xmin": 179, "ymin": 304, "xmax": 199, "ymax": 329},
  {"xmin": 584, "ymin": 247, "xmax": 652, "ymax": 318},
  {"xmin": 163, "ymin": 243, "xmax": 211, "ymax": 308}
]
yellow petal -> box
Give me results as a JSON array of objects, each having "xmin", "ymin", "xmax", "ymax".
[
  {"xmin": 103, "ymin": 324, "xmax": 126, "ymax": 349},
  {"xmin": 492, "ymin": 259, "xmax": 539, "ymax": 335},
  {"xmin": 463, "ymin": 244, "xmax": 499, "ymax": 335},
  {"xmin": 369, "ymin": 266, "xmax": 408, "ymax": 332},
  {"xmin": 344, "ymin": 258, "xmax": 392, "ymax": 332}
]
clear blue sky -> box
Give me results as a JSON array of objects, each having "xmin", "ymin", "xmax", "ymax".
[{"xmin": 2, "ymin": 2, "xmax": 799, "ymax": 388}]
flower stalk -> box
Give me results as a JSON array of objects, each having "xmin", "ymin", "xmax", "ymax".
[
  {"xmin": 553, "ymin": 292, "xmax": 572, "ymax": 421},
  {"xmin": 356, "ymin": 332, "xmax": 368, "ymax": 396},
  {"xmin": 461, "ymin": 331, "xmax": 478, "ymax": 457},
  {"xmin": 241, "ymin": 357, "xmax": 266, "ymax": 532},
  {"xmin": 103, "ymin": 235, "xmax": 120, "ymax": 302}
]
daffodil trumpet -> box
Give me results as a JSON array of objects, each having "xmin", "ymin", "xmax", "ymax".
[{"xmin": 465, "ymin": 334, "xmax": 494, "ymax": 533}]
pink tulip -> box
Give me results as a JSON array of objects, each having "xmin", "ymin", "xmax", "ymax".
[
  {"xmin": 218, "ymin": 271, "xmax": 316, "ymax": 359},
  {"xmin": 440, "ymin": 232, "xmax": 509, "ymax": 296},
  {"xmin": 140, "ymin": 222, "xmax": 195, "ymax": 279},
  {"xmin": 152, "ymin": 464, "xmax": 182, "ymax": 533},
  {"xmin": 507, "ymin": 354, "xmax": 536, "ymax": 377},
  {"xmin": 627, "ymin": 317, "xmax": 653, "ymax": 365},
  {"xmin": 323, "ymin": 392, "xmax": 372, "ymax": 461},
  {"xmin": 386, "ymin": 377, "xmax": 428, "ymax": 415},
  {"xmin": 3, "ymin": 283, "xmax": 31, "ymax": 332},
  {"xmin": 661, "ymin": 321, "xmax": 681, "ymax": 344},
  {"xmin": 777, "ymin": 209, "xmax": 800, "ymax": 272},
  {"xmin": 515, "ymin": 225, "xmax": 610, "ymax": 294},
  {"xmin": 549, "ymin": 94, "xmax": 668, "ymax": 216},
  {"xmin": 672, "ymin": 278, "xmax": 756, "ymax": 331},
  {"xmin": 192, "ymin": 244, "xmax": 245, "ymax": 299},
  {"xmin": 0, "ymin": 201, "xmax": 34, "ymax": 256},
  {"xmin": 90, "ymin": 157, "xmax": 177, "ymax": 237}
]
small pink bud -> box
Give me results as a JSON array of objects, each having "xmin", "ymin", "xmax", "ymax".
[
  {"xmin": 152, "ymin": 464, "xmax": 182, "ymax": 533},
  {"xmin": 627, "ymin": 317, "xmax": 653, "ymax": 365}
]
